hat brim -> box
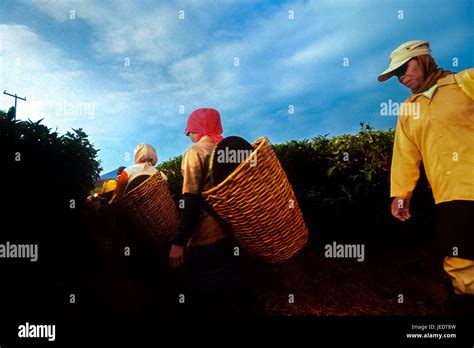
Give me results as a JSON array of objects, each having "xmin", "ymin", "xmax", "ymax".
[{"xmin": 377, "ymin": 57, "xmax": 412, "ymax": 82}]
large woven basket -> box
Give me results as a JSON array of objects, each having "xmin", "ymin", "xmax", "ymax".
[
  {"xmin": 202, "ymin": 137, "xmax": 308, "ymax": 263},
  {"xmin": 114, "ymin": 171, "xmax": 180, "ymax": 244}
]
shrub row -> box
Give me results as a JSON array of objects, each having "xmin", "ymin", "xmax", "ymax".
[{"xmin": 158, "ymin": 123, "xmax": 436, "ymax": 244}]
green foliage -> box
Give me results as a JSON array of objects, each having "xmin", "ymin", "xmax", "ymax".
[
  {"xmin": 61, "ymin": 128, "xmax": 102, "ymax": 199},
  {"xmin": 155, "ymin": 124, "xmax": 434, "ymax": 242},
  {"xmin": 157, "ymin": 154, "xmax": 183, "ymax": 201},
  {"xmin": 2, "ymin": 103, "xmax": 428, "ymax": 244},
  {"xmin": 319, "ymin": 123, "xmax": 393, "ymax": 207},
  {"xmin": 0, "ymin": 108, "xmax": 102, "ymax": 215},
  {"xmin": 270, "ymin": 123, "xmax": 396, "ymax": 237},
  {"xmin": 0, "ymin": 107, "xmax": 103, "ymax": 279}
]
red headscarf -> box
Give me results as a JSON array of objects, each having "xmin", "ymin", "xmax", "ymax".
[{"xmin": 185, "ymin": 108, "xmax": 224, "ymax": 143}]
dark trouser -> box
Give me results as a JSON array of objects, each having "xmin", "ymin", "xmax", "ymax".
[
  {"xmin": 435, "ymin": 201, "xmax": 474, "ymax": 314},
  {"xmin": 181, "ymin": 237, "xmax": 260, "ymax": 319},
  {"xmin": 435, "ymin": 200, "xmax": 474, "ymax": 260}
]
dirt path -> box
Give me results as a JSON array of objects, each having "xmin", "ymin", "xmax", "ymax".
[{"xmin": 256, "ymin": 244, "xmax": 449, "ymax": 316}]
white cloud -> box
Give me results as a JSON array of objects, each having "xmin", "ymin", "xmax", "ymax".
[
  {"xmin": 1, "ymin": 24, "xmax": 86, "ymax": 122},
  {"xmin": 6, "ymin": 0, "xmax": 472, "ymax": 173},
  {"xmin": 0, "ymin": 23, "xmax": 148, "ymax": 174}
]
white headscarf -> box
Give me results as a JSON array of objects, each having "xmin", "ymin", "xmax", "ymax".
[{"xmin": 134, "ymin": 144, "xmax": 158, "ymax": 166}]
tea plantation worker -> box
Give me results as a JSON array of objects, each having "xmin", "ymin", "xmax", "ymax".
[
  {"xmin": 169, "ymin": 108, "xmax": 258, "ymax": 318},
  {"xmin": 99, "ymin": 166, "xmax": 126, "ymax": 204},
  {"xmin": 107, "ymin": 145, "xmax": 171, "ymax": 316},
  {"xmin": 378, "ymin": 40, "xmax": 474, "ymax": 314},
  {"xmin": 85, "ymin": 166, "xmax": 125, "ymax": 213},
  {"xmin": 110, "ymin": 144, "xmax": 167, "ymax": 202}
]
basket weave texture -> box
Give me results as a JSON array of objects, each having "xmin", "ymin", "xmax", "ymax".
[
  {"xmin": 114, "ymin": 171, "xmax": 179, "ymax": 244},
  {"xmin": 202, "ymin": 137, "xmax": 308, "ymax": 263}
]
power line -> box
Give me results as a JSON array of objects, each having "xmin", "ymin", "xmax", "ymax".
[{"xmin": 3, "ymin": 90, "xmax": 27, "ymax": 120}]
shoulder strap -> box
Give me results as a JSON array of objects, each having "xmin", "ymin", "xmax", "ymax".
[{"xmin": 201, "ymin": 199, "xmax": 232, "ymax": 236}]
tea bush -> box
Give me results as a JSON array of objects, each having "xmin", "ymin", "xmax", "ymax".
[
  {"xmin": 0, "ymin": 108, "xmax": 102, "ymax": 278},
  {"xmin": 158, "ymin": 124, "xmax": 435, "ymax": 244}
]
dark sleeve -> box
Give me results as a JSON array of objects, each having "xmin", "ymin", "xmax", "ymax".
[{"xmin": 172, "ymin": 193, "xmax": 202, "ymax": 247}]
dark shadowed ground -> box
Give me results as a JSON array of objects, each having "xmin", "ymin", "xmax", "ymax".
[
  {"xmin": 256, "ymin": 244, "xmax": 449, "ymax": 316},
  {"xmin": 81, "ymin": 205, "xmax": 450, "ymax": 318},
  {"xmin": 0, "ymin": 205, "xmax": 450, "ymax": 321}
]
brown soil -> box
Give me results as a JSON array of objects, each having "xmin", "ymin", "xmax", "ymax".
[{"xmin": 255, "ymin": 244, "xmax": 450, "ymax": 316}]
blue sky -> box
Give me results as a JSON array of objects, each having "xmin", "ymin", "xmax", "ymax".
[{"xmin": 1, "ymin": 0, "xmax": 472, "ymax": 174}]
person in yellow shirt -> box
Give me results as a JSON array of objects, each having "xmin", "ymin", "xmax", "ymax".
[{"xmin": 378, "ymin": 40, "xmax": 474, "ymax": 314}]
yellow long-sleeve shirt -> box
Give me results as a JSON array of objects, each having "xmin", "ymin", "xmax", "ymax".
[{"xmin": 391, "ymin": 69, "xmax": 474, "ymax": 204}]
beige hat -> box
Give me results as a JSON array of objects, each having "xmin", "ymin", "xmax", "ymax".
[{"xmin": 378, "ymin": 40, "xmax": 431, "ymax": 82}]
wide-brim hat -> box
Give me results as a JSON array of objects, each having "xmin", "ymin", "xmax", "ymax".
[{"xmin": 378, "ymin": 40, "xmax": 431, "ymax": 82}]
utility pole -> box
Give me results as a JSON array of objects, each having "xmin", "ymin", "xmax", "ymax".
[{"xmin": 3, "ymin": 90, "xmax": 26, "ymax": 120}]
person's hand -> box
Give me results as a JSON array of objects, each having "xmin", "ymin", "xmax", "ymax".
[
  {"xmin": 391, "ymin": 197, "xmax": 411, "ymax": 221},
  {"xmin": 169, "ymin": 244, "xmax": 185, "ymax": 268}
]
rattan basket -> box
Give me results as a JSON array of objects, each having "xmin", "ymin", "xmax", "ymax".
[
  {"xmin": 202, "ymin": 137, "xmax": 308, "ymax": 263},
  {"xmin": 114, "ymin": 171, "xmax": 180, "ymax": 244}
]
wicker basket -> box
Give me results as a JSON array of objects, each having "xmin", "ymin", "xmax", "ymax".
[
  {"xmin": 114, "ymin": 171, "xmax": 180, "ymax": 244},
  {"xmin": 202, "ymin": 137, "xmax": 308, "ymax": 263}
]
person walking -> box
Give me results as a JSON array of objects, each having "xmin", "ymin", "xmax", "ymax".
[
  {"xmin": 169, "ymin": 108, "xmax": 259, "ymax": 318},
  {"xmin": 378, "ymin": 40, "xmax": 474, "ymax": 314}
]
